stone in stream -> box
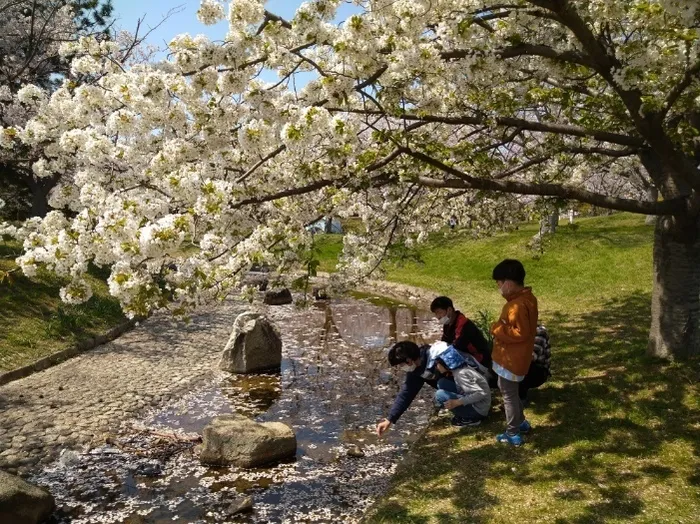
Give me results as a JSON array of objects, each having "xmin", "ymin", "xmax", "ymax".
[
  {"xmin": 245, "ymin": 272, "xmax": 269, "ymax": 291},
  {"xmin": 219, "ymin": 312, "xmax": 282, "ymax": 374},
  {"xmin": 199, "ymin": 414, "xmax": 296, "ymax": 467},
  {"xmin": 263, "ymin": 288, "xmax": 293, "ymax": 305},
  {"xmin": 312, "ymin": 286, "xmax": 330, "ymax": 300},
  {"xmin": 226, "ymin": 495, "xmax": 254, "ymax": 516},
  {"xmin": 346, "ymin": 445, "xmax": 365, "ymax": 458},
  {"xmin": 0, "ymin": 470, "xmax": 56, "ymax": 524},
  {"xmin": 128, "ymin": 461, "xmax": 163, "ymax": 477}
]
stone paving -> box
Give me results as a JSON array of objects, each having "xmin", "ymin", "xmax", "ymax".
[{"xmin": 0, "ymin": 301, "xmax": 247, "ymax": 476}]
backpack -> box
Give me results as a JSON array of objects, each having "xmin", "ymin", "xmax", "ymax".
[{"xmin": 533, "ymin": 325, "xmax": 551, "ymax": 375}]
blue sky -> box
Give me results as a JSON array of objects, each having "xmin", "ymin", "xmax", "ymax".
[
  {"xmin": 112, "ymin": 1, "xmax": 360, "ymax": 52},
  {"xmin": 111, "ymin": 1, "xmax": 361, "ymax": 84}
]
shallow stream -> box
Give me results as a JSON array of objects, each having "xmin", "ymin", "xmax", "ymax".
[{"xmin": 36, "ymin": 296, "xmax": 440, "ymax": 523}]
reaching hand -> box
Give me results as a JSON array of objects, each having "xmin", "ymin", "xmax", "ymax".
[
  {"xmin": 443, "ymin": 399, "xmax": 461, "ymax": 410},
  {"xmin": 376, "ymin": 419, "xmax": 392, "ymax": 437}
]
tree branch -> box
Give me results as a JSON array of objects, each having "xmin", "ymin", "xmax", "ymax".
[
  {"xmin": 357, "ymin": 64, "xmax": 388, "ymax": 90},
  {"xmin": 563, "ymin": 146, "xmax": 638, "ymax": 157},
  {"xmin": 442, "ymin": 43, "xmax": 596, "ymax": 68},
  {"xmin": 231, "ymin": 148, "xmax": 402, "ymax": 209},
  {"xmin": 232, "ymin": 178, "xmax": 336, "ymax": 209},
  {"xmin": 526, "ymin": 0, "xmax": 700, "ymax": 192},
  {"xmin": 324, "ymin": 107, "xmax": 644, "ymax": 147},
  {"xmin": 492, "ymin": 156, "xmax": 550, "ymax": 179},
  {"xmin": 182, "ymin": 42, "xmax": 315, "ymax": 77},
  {"xmin": 290, "ymin": 49, "xmax": 328, "ymax": 78},
  {"xmin": 258, "ymin": 10, "xmax": 292, "ymax": 33},
  {"xmin": 663, "ymin": 59, "xmax": 700, "ymax": 119},
  {"xmin": 236, "ymin": 145, "xmax": 287, "ymax": 184},
  {"xmin": 403, "ymin": 147, "xmax": 687, "ymax": 216}
]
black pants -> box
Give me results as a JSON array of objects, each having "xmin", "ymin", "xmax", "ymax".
[{"xmin": 519, "ymin": 363, "xmax": 550, "ymax": 400}]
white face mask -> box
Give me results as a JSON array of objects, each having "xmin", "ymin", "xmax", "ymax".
[
  {"xmin": 499, "ymin": 281, "xmax": 514, "ymax": 297},
  {"xmin": 439, "ymin": 315, "xmax": 450, "ymax": 326},
  {"xmin": 400, "ymin": 363, "xmax": 416, "ymax": 372}
]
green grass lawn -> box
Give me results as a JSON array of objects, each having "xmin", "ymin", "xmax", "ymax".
[
  {"xmin": 318, "ymin": 214, "xmax": 700, "ymax": 523},
  {"xmin": 317, "ymin": 213, "xmax": 654, "ymax": 319},
  {"xmin": 0, "ymin": 239, "xmax": 125, "ymax": 372}
]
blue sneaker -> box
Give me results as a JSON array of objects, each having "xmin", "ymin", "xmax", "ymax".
[
  {"xmin": 496, "ymin": 432, "xmax": 524, "ymax": 446},
  {"xmin": 519, "ymin": 420, "xmax": 532, "ymax": 434}
]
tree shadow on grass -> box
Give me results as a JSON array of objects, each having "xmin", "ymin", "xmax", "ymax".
[{"xmin": 365, "ymin": 292, "xmax": 700, "ymax": 523}]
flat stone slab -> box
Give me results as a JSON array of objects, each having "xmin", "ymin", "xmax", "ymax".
[{"xmin": 199, "ymin": 414, "xmax": 296, "ymax": 467}]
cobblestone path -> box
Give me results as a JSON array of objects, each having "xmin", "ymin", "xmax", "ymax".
[{"xmin": 0, "ymin": 301, "xmax": 245, "ymax": 476}]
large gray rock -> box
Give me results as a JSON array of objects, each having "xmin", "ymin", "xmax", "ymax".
[
  {"xmin": 219, "ymin": 312, "xmax": 282, "ymax": 373},
  {"xmin": 263, "ymin": 288, "xmax": 293, "ymax": 305},
  {"xmin": 0, "ymin": 470, "xmax": 55, "ymax": 524},
  {"xmin": 199, "ymin": 414, "xmax": 296, "ymax": 467}
]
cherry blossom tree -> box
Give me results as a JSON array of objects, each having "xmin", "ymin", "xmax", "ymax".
[
  {"xmin": 0, "ymin": 0, "xmax": 114, "ymax": 218},
  {"xmin": 1, "ymin": 0, "xmax": 699, "ymax": 358}
]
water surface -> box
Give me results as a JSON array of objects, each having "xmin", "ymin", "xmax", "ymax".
[{"xmin": 38, "ymin": 296, "xmax": 440, "ymax": 523}]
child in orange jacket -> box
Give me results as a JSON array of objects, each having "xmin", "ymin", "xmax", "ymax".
[{"xmin": 490, "ymin": 259, "xmax": 539, "ymax": 447}]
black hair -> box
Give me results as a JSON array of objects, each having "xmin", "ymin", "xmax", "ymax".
[
  {"xmin": 492, "ymin": 259, "xmax": 526, "ymax": 286},
  {"xmin": 430, "ymin": 296, "xmax": 454, "ymax": 312},
  {"xmin": 388, "ymin": 340, "xmax": 421, "ymax": 366}
]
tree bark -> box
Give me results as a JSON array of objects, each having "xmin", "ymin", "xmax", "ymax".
[
  {"xmin": 539, "ymin": 209, "xmax": 559, "ymax": 235},
  {"xmin": 645, "ymin": 187, "xmax": 659, "ymax": 225},
  {"xmin": 648, "ymin": 217, "xmax": 700, "ymax": 359},
  {"xmin": 27, "ymin": 175, "xmax": 58, "ymax": 218}
]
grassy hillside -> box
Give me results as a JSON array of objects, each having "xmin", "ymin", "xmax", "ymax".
[
  {"xmin": 386, "ymin": 213, "xmax": 653, "ymax": 319},
  {"xmin": 0, "ymin": 239, "xmax": 125, "ymax": 372},
  {"xmin": 318, "ymin": 214, "xmax": 700, "ymax": 523},
  {"xmin": 317, "ymin": 213, "xmax": 653, "ymax": 320}
]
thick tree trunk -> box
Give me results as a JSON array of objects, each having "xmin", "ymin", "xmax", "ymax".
[
  {"xmin": 31, "ymin": 188, "xmax": 49, "ymax": 217},
  {"xmin": 539, "ymin": 209, "xmax": 559, "ymax": 235},
  {"xmin": 648, "ymin": 217, "xmax": 700, "ymax": 359},
  {"xmin": 28, "ymin": 175, "xmax": 58, "ymax": 218},
  {"xmin": 645, "ymin": 187, "xmax": 659, "ymax": 225}
]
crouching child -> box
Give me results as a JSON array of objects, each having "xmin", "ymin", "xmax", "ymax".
[
  {"xmin": 429, "ymin": 344, "xmax": 492, "ymax": 427},
  {"xmin": 376, "ymin": 340, "xmax": 442, "ymax": 437}
]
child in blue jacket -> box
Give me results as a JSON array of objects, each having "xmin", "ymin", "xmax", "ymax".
[{"xmin": 428, "ymin": 345, "xmax": 492, "ymax": 427}]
